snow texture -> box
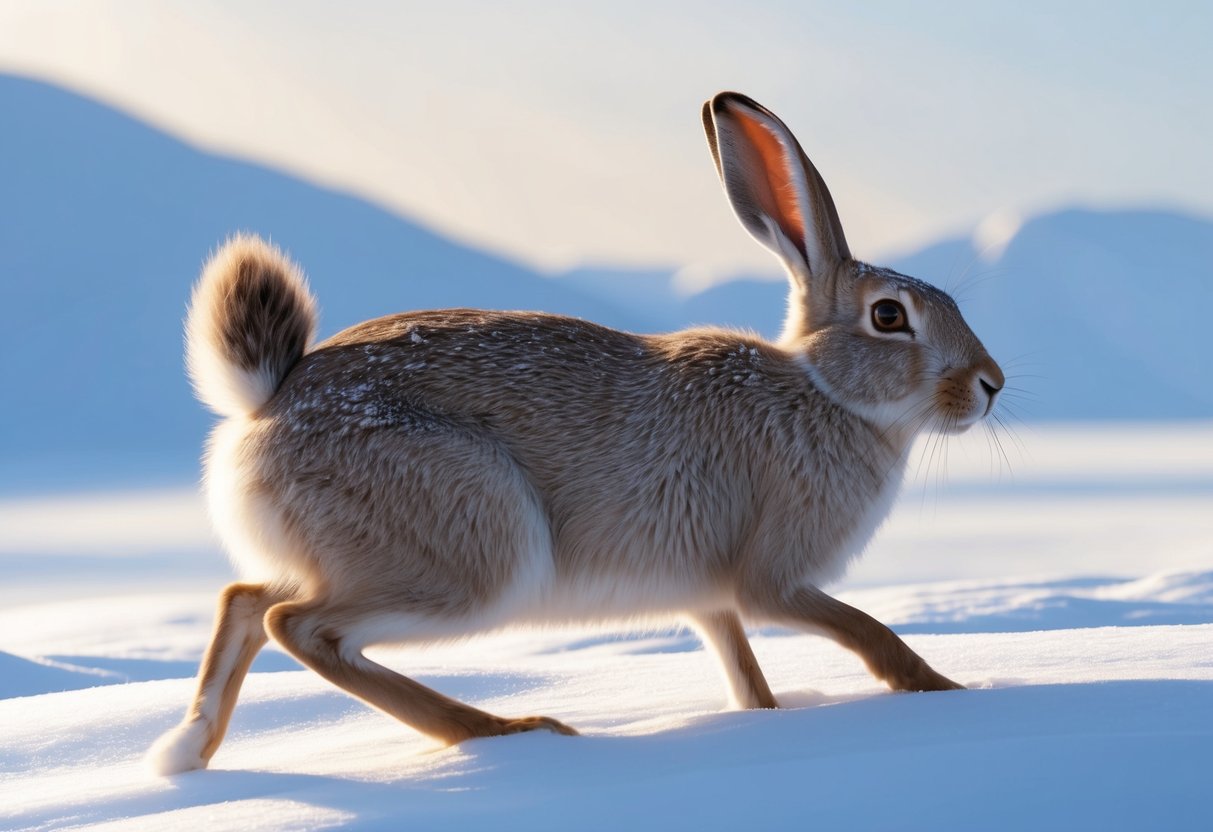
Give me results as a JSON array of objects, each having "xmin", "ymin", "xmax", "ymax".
[{"xmin": 1, "ymin": 425, "xmax": 1211, "ymax": 831}]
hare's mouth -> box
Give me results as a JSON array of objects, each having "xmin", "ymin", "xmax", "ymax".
[
  {"xmin": 931, "ymin": 368, "xmax": 1002, "ymax": 431},
  {"xmin": 935, "ymin": 406, "xmax": 988, "ymax": 434},
  {"xmin": 936, "ymin": 415, "xmax": 979, "ymax": 435}
]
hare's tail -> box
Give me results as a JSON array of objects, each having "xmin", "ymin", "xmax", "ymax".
[{"xmin": 185, "ymin": 234, "xmax": 318, "ymax": 418}]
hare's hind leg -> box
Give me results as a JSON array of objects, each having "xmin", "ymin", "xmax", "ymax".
[
  {"xmin": 264, "ymin": 599, "xmax": 577, "ymax": 745},
  {"xmin": 741, "ymin": 586, "xmax": 962, "ymax": 692},
  {"xmin": 148, "ymin": 582, "xmax": 286, "ymax": 774},
  {"xmin": 689, "ymin": 611, "xmax": 778, "ymax": 709}
]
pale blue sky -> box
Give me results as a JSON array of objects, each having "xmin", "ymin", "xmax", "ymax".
[{"xmin": 1, "ymin": 1, "xmax": 1209, "ymax": 283}]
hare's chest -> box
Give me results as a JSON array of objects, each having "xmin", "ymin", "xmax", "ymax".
[
  {"xmin": 824, "ymin": 465, "xmax": 904, "ymax": 582},
  {"xmin": 777, "ymin": 448, "xmax": 908, "ymax": 587}
]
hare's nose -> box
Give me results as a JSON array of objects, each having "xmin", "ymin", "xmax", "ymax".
[
  {"xmin": 976, "ymin": 357, "xmax": 1004, "ymax": 412},
  {"xmin": 978, "ymin": 376, "xmax": 1002, "ymax": 416}
]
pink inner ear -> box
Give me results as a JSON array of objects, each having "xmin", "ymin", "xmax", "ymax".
[{"xmin": 731, "ymin": 110, "xmax": 806, "ymax": 255}]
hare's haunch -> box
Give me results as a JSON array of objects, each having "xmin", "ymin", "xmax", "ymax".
[{"xmin": 149, "ymin": 92, "xmax": 1003, "ymax": 775}]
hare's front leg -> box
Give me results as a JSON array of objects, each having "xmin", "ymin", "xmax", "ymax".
[
  {"xmin": 264, "ymin": 599, "xmax": 577, "ymax": 744},
  {"xmin": 689, "ymin": 611, "xmax": 778, "ymax": 709},
  {"xmin": 742, "ymin": 586, "xmax": 962, "ymax": 692},
  {"xmin": 148, "ymin": 582, "xmax": 285, "ymax": 773}
]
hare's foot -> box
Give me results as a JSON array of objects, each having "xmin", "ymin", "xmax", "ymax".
[
  {"xmin": 887, "ymin": 662, "xmax": 965, "ymax": 693},
  {"xmin": 147, "ymin": 583, "xmax": 282, "ymax": 775},
  {"xmin": 492, "ymin": 715, "xmax": 579, "ymax": 737},
  {"xmin": 147, "ymin": 717, "xmax": 213, "ymax": 775},
  {"xmin": 267, "ymin": 599, "xmax": 579, "ymax": 746},
  {"xmin": 742, "ymin": 585, "xmax": 965, "ymax": 695}
]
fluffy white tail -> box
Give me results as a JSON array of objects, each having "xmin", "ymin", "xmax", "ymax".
[{"xmin": 185, "ymin": 235, "xmax": 318, "ymax": 417}]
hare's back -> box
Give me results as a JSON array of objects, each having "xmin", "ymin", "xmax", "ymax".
[
  {"xmin": 257, "ymin": 309, "xmax": 772, "ymax": 591},
  {"xmin": 272, "ymin": 307, "xmax": 778, "ymax": 445},
  {"xmin": 269, "ymin": 309, "xmax": 667, "ymax": 439}
]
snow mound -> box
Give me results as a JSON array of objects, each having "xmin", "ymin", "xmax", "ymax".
[
  {"xmin": 0, "ymin": 651, "xmax": 120, "ymax": 698},
  {"xmin": 1, "ymin": 613, "xmax": 1210, "ymax": 831},
  {"xmin": 845, "ymin": 570, "xmax": 1213, "ymax": 634}
]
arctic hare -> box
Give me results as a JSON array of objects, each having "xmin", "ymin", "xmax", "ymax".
[{"xmin": 150, "ymin": 91, "xmax": 1003, "ymax": 774}]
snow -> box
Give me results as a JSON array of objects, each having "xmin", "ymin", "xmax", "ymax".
[
  {"xmin": 1, "ymin": 424, "xmax": 1211, "ymax": 830},
  {"xmin": 2, "ymin": 613, "xmax": 1211, "ymax": 829}
]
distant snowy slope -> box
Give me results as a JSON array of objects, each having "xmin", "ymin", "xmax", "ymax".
[
  {"xmin": 0, "ymin": 651, "xmax": 117, "ymax": 698},
  {"xmin": 892, "ymin": 209, "xmax": 1213, "ymax": 420},
  {"xmin": 3, "ymin": 74, "xmax": 1210, "ymax": 495},
  {"xmin": 0, "ymin": 74, "xmax": 643, "ymax": 490},
  {"xmin": 568, "ymin": 210, "xmax": 1213, "ymax": 420},
  {"xmin": 555, "ymin": 267, "xmax": 680, "ymax": 333},
  {"xmin": 679, "ymin": 277, "xmax": 785, "ymax": 337}
]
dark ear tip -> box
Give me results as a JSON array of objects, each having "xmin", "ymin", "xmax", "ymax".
[{"xmin": 711, "ymin": 91, "xmax": 765, "ymax": 115}]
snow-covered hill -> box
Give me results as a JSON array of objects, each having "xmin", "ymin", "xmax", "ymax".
[
  {"xmin": 599, "ymin": 209, "xmax": 1213, "ymax": 422},
  {"xmin": 3, "ymin": 73, "xmax": 1211, "ymax": 495},
  {"xmin": 0, "ymin": 74, "xmax": 643, "ymax": 492},
  {"xmin": 894, "ymin": 209, "xmax": 1213, "ymax": 420}
]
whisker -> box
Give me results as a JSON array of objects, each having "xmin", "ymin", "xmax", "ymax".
[
  {"xmin": 949, "ymin": 267, "xmax": 1011, "ymax": 306},
  {"xmin": 993, "ymin": 411, "xmax": 1031, "ymax": 460},
  {"xmin": 998, "ymin": 397, "xmax": 1037, "ymax": 422},
  {"xmin": 1000, "ymin": 349, "xmax": 1048, "ymax": 364},
  {"xmin": 983, "ymin": 421, "xmax": 1001, "ymax": 479},
  {"xmin": 941, "ymin": 241, "xmax": 1013, "ymax": 300},
  {"xmin": 988, "ymin": 415, "xmax": 1017, "ymax": 477}
]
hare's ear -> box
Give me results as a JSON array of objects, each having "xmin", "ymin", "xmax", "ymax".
[{"xmin": 703, "ymin": 92, "xmax": 850, "ymax": 282}]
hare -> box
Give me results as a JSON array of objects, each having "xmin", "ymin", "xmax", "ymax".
[{"xmin": 149, "ymin": 91, "xmax": 1003, "ymax": 774}]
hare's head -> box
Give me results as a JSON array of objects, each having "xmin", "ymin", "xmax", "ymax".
[{"xmin": 703, "ymin": 92, "xmax": 1003, "ymax": 437}]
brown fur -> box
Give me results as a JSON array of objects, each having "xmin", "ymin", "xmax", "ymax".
[
  {"xmin": 264, "ymin": 599, "xmax": 577, "ymax": 743},
  {"xmin": 149, "ymin": 92, "xmax": 1002, "ymax": 774}
]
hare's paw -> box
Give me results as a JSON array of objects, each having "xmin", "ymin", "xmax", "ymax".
[
  {"xmin": 923, "ymin": 673, "xmax": 965, "ymax": 692},
  {"xmin": 890, "ymin": 665, "xmax": 965, "ymax": 693},
  {"xmin": 146, "ymin": 718, "xmax": 213, "ymax": 775},
  {"xmin": 497, "ymin": 715, "xmax": 579, "ymax": 737}
]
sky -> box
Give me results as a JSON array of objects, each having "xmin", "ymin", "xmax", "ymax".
[{"xmin": 1, "ymin": 1, "xmax": 1210, "ymax": 287}]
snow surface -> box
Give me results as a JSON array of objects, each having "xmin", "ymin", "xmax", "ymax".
[{"xmin": 1, "ymin": 424, "xmax": 1211, "ymax": 830}]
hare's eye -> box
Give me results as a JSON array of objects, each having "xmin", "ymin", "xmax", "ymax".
[{"xmin": 871, "ymin": 300, "xmax": 909, "ymax": 333}]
